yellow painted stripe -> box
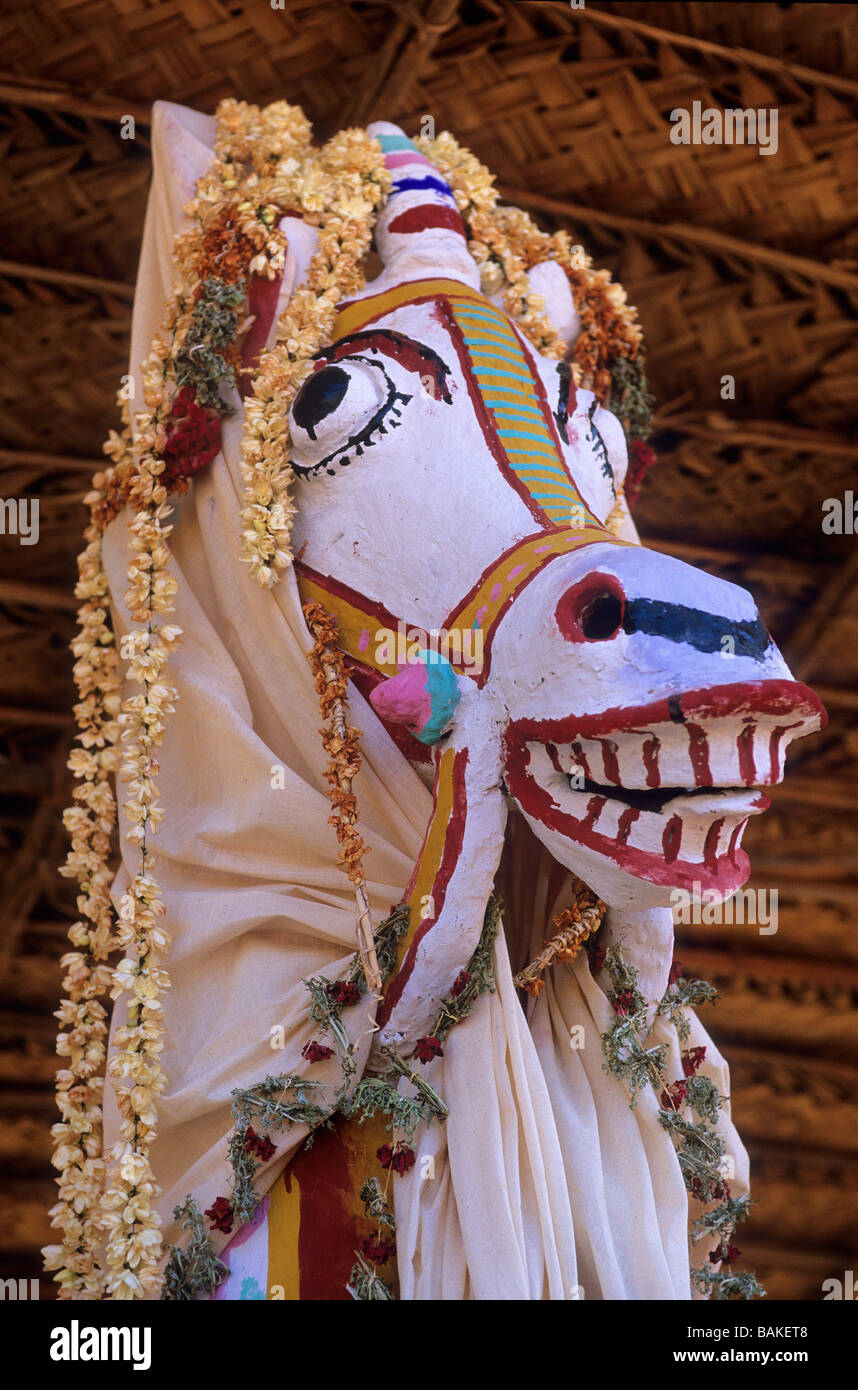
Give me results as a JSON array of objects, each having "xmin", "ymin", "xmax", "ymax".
[
  {"xmin": 334, "ymin": 278, "xmax": 487, "ymax": 336},
  {"xmin": 388, "ymin": 745, "xmax": 458, "ymax": 981},
  {"xmin": 451, "ymin": 525, "xmax": 625, "ymax": 634},
  {"xmin": 266, "ymin": 1169, "xmax": 302, "ymax": 1300}
]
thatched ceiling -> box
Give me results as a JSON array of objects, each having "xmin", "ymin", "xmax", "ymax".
[{"xmin": 1, "ymin": 1, "xmax": 856, "ymax": 1300}]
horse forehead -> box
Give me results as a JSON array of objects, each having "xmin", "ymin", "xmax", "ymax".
[{"xmin": 332, "ymin": 290, "xmax": 546, "ymax": 387}]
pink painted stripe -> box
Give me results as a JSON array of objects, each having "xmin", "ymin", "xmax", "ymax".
[{"xmin": 385, "ymin": 151, "xmax": 435, "ymax": 169}]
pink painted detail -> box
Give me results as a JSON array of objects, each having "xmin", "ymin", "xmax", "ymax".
[
  {"xmin": 358, "ymin": 628, "xmax": 370, "ymax": 653},
  {"xmin": 490, "ymin": 582, "xmax": 503, "ymax": 602},
  {"xmin": 214, "ymin": 1195, "xmax": 270, "ymax": 1301},
  {"xmin": 534, "ymin": 544, "xmax": 553, "ymax": 554},
  {"xmin": 475, "ymin": 606, "xmax": 487, "ymax": 624},
  {"xmin": 737, "ymin": 723, "xmax": 757, "ymax": 785},
  {"xmin": 507, "ymin": 565, "xmax": 526, "ymax": 579},
  {"xmin": 369, "ymin": 663, "xmax": 431, "ymax": 734},
  {"xmin": 686, "ymin": 723, "xmax": 713, "ymax": 787},
  {"xmin": 385, "ymin": 151, "xmax": 435, "ymax": 169}
]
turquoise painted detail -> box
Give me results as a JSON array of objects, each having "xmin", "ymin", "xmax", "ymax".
[
  {"xmin": 240, "ymin": 1275, "xmax": 265, "ymax": 1301},
  {"xmin": 416, "ymin": 650, "xmax": 461, "ymax": 745},
  {"xmin": 378, "ymin": 133, "xmax": 419, "ymax": 153}
]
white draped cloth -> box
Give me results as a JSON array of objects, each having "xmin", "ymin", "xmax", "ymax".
[{"xmin": 102, "ymin": 100, "xmax": 748, "ymax": 1300}]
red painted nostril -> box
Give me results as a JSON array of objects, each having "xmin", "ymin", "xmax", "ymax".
[{"xmin": 555, "ymin": 573, "xmax": 626, "ymax": 643}]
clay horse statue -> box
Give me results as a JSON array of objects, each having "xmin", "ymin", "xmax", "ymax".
[
  {"xmin": 50, "ymin": 107, "xmax": 826, "ymax": 1302},
  {"xmin": 208, "ymin": 123, "xmax": 824, "ymax": 1298}
]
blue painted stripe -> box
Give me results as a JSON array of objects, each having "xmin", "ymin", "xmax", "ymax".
[
  {"xmin": 473, "ymin": 369, "xmax": 532, "ymax": 384},
  {"xmin": 497, "ymin": 426, "xmax": 557, "ymax": 444},
  {"xmin": 393, "ymin": 175, "xmax": 454, "ymax": 198}
]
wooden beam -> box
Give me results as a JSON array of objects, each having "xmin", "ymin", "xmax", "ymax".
[
  {"xmin": 788, "ymin": 551, "xmax": 858, "ymax": 682},
  {"xmin": 0, "ymin": 582, "xmax": 78, "ymax": 613},
  {"xmin": 344, "ymin": 0, "xmax": 460, "ymax": 125},
  {"xmin": 499, "ymin": 186, "xmax": 858, "ymax": 293},
  {"xmin": 0, "ymin": 258, "xmax": 135, "ymax": 301},
  {"xmin": 0, "ymin": 708, "xmax": 71, "ymax": 729},
  {"xmin": 0, "ymin": 76, "xmax": 151, "ymax": 128},
  {"xmin": 575, "ymin": 3, "xmax": 858, "ymax": 101},
  {"xmin": 0, "ymin": 448, "xmax": 104, "ymax": 474}
]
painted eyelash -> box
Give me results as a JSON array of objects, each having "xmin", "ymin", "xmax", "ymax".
[
  {"xmin": 292, "ymin": 381, "xmax": 412, "ymax": 479},
  {"xmin": 587, "ymin": 398, "xmax": 615, "ymax": 495},
  {"xmin": 555, "ymin": 362, "xmax": 572, "ymax": 442}
]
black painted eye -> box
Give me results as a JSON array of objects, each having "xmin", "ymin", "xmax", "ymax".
[
  {"xmin": 289, "ymin": 355, "xmax": 410, "ymax": 479},
  {"xmin": 293, "ymin": 366, "xmax": 350, "ymax": 441}
]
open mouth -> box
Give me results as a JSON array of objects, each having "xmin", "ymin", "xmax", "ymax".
[{"xmin": 503, "ymin": 679, "xmax": 826, "ymax": 893}]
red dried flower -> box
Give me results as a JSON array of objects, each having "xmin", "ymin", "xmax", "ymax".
[
  {"xmin": 588, "ymin": 945, "xmax": 606, "ymax": 976},
  {"xmin": 302, "ymin": 1040, "xmax": 334, "ymax": 1063},
  {"xmin": 660, "ymin": 1080, "xmax": 688, "ymax": 1110},
  {"xmin": 413, "ymin": 1035, "xmax": 444, "ymax": 1064},
  {"xmin": 709, "ymin": 1242, "xmax": 741, "ymax": 1265},
  {"xmin": 668, "ymin": 960, "xmax": 684, "ymax": 986},
  {"xmin": 626, "ymin": 439, "xmax": 656, "ymax": 504},
  {"xmin": 450, "ymin": 969, "xmax": 472, "ymax": 998},
  {"xmin": 613, "ymin": 989, "xmax": 637, "ymax": 1017},
  {"xmin": 243, "ymin": 1126, "xmax": 277, "ymax": 1162},
  {"xmin": 361, "ymin": 1233, "xmax": 397, "ymax": 1264},
  {"xmin": 682, "ymin": 1046, "xmax": 707, "ymax": 1077},
  {"xmin": 162, "ymin": 387, "xmax": 221, "ymax": 484},
  {"xmin": 377, "ymin": 1142, "xmax": 416, "ymax": 1176},
  {"xmin": 326, "ymin": 980, "xmax": 360, "ymax": 1007},
  {"xmin": 204, "ymin": 1196, "xmax": 233, "ymax": 1234}
]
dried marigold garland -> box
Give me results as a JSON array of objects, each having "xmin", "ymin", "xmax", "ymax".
[
  {"xmin": 513, "ymin": 877, "xmax": 607, "ymax": 998},
  {"xmin": 239, "ymin": 130, "xmax": 390, "ymax": 587},
  {"xmin": 303, "ymin": 600, "xmax": 381, "ymax": 994},
  {"xmin": 42, "ymin": 417, "xmax": 127, "ymax": 1299},
  {"xmin": 44, "ymin": 96, "xmax": 355, "ymax": 1299}
]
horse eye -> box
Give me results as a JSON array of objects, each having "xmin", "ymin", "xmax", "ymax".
[{"xmin": 293, "ymin": 366, "xmax": 351, "ymax": 440}]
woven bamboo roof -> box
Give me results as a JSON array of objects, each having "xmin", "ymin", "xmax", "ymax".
[{"xmin": 1, "ymin": 0, "xmax": 856, "ymax": 1300}]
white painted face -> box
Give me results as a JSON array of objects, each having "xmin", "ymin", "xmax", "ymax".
[{"xmin": 287, "ymin": 288, "xmax": 825, "ymax": 909}]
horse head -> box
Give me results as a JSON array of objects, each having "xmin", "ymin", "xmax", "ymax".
[{"xmin": 280, "ymin": 124, "xmax": 824, "ymax": 1049}]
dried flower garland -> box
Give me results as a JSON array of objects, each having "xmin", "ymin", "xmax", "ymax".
[
  {"xmin": 597, "ymin": 944, "xmax": 763, "ymax": 1300},
  {"xmin": 514, "ymin": 877, "xmax": 606, "ymax": 997},
  {"xmin": 42, "ymin": 427, "xmax": 126, "ymax": 1298},
  {"xmin": 239, "ymin": 129, "xmax": 390, "ymax": 587},
  {"xmin": 303, "ymin": 600, "xmax": 381, "ymax": 994}
]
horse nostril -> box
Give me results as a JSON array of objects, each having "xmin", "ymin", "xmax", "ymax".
[
  {"xmin": 555, "ymin": 574, "xmax": 626, "ymax": 644},
  {"xmin": 582, "ymin": 593, "xmax": 624, "ymax": 641}
]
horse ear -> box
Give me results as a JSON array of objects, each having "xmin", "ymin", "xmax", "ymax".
[
  {"xmin": 526, "ymin": 260, "xmax": 580, "ymax": 348},
  {"xmin": 365, "ymin": 120, "xmax": 480, "ymax": 291}
]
